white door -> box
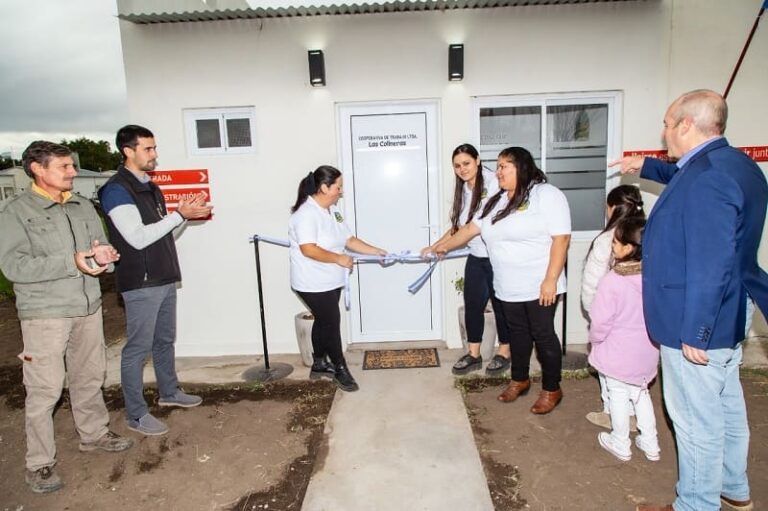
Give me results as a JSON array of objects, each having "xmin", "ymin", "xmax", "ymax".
[{"xmin": 337, "ymin": 101, "xmax": 442, "ymax": 343}]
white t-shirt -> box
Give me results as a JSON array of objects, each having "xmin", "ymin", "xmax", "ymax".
[
  {"xmin": 459, "ymin": 168, "xmax": 499, "ymax": 258},
  {"xmin": 475, "ymin": 183, "xmax": 571, "ymax": 302},
  {"xmin": 289, "ymin": 196, "xmax": 352, "ymax": 292}
]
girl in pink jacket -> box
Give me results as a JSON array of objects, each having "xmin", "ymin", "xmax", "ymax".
[{"xmin": 588, "ymin": 217, "xmax": 660, "ymax": 462}]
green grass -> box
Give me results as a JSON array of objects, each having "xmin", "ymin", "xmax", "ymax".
[{"xmin": 0, "ymin": 270, "xmax": 12, "ymax": 300}]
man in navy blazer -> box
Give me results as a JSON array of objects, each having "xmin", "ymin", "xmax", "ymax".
[{"xmin": 613, "ymin": 89, "xmax": 764, "ymax": 511}]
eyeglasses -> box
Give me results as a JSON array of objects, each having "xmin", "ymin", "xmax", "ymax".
[{"xmin": 663, "ymin": 119, "xmax": 683, "ymax": 129}]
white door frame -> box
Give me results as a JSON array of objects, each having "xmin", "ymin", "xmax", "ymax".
[{"xmin": 336, "ymin": 99, "xmax": 443, "ymax": 343}]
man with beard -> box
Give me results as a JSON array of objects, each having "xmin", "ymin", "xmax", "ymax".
[{"xmin": 99, "ymin": 125, "xmax": 212, "ymax": 436}]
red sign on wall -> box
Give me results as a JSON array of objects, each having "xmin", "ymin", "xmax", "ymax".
[
  {"xmin": 147, "ymin": 169, "xmax": 209, "ymax": 185},
  {"xmin": 147, "ymin": 169, "xmax": 212, "ymax": 221},
  {"xmin": 623, "ymin": 145, "xmax": 768, "ymax": 163}
]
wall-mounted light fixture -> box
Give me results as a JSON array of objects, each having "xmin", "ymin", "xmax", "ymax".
[
  {"xmin": 448, "ymin": 44, "xmax": 464, "ymax": 81},
  {"xmin": 308, "ymin": 50, "xmax": 326, "ymax": 87}
]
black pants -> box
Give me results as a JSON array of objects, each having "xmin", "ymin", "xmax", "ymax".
[
  {"xmin": 501, "ymin": 298, "xmax": 562, "ymax": 391},
  {"xmin": 295, "ymin": 288, "xmax": 344, "ymax": 364},
  {"xmin": 464, "ymin": 255, "xmax": 510, "ymax": 345}
]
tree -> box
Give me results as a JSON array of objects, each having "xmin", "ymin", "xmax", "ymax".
[
  {"xmin": 61, "ymin": 137, "xmax": 121, "ymax": 172},
  {"xmin": 0, "ymin": 156, "xmax": 13, "ymax": 170}
]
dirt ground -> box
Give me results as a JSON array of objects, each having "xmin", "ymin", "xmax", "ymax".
[
  {"xmin": 2, "ymin": 279, "xmax": 767, "ymax": 511},
  {"xmin": 462, "ymin": 373, "xmax": 768, "ymax": 511},
  {"xmin": 0, "ymin": 277, "xmax": 336, "ymax": 511}
]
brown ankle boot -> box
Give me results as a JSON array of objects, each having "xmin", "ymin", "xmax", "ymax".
[
  {"xmin": 530, "ymin": 389, "xmax": 563, "ymax": 414},
  {"xmin": 497, "ymin": 379, "xmax": 531, "ymax": 403}
]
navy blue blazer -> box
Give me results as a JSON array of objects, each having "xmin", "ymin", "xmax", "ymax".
[{"xmin": 641, "ymin": 138, "xmax": 768, "ymax": 350}]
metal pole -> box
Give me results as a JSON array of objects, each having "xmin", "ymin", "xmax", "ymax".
[
  {"xmin": 254, "ymin": 238, "xmax": 270, "ymax": 370},
  {"xmin": 242, "ymin": 236, "xmax": 293, "ymax": 382},
  {"xmin": 724, "ymin": 4, "xmax": 765, "ymax": 99}
]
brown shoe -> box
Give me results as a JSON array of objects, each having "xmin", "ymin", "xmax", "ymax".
[
  {"xmin": 636, "ymin": 505, "xmax": 673, "ymax": 511},
  {"xmin": 721, "ymin": 495, "xmax": 754, "ymax": 511},
  {"xmin": 497, "ymin": 379, "xmax": 531, "ymax": 403},
  {"xmin": 530, "ymin": 389, "xmax": 563, "ymax": 414}
]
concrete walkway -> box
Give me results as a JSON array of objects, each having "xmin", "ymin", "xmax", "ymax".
[{"xmin": 301, "ymin": 350, "xmax": 494, "ymax": 511}]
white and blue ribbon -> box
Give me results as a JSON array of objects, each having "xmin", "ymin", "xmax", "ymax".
[{"xmin": 250, "ymin": 235, "xmax": 469, "ymax": 309}]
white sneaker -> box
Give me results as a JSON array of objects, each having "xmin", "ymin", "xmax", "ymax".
[
  {"xmin": 598, "ymin": 432, "xmax": 631, "ymax": 461},
  {"xmin": 634, "ymin": 436, "xmax": 660, "ymax": 461}
]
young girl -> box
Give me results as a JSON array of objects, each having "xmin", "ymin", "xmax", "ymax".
[
  {"xmin": 588, "ymin": 217, "xmax": 660, "ymax": 462},
  {"xmin": 581, "ymin": 185, "xmax": 645, "ymax": 429}
]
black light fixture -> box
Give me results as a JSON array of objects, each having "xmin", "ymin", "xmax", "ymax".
[
  {"xmin": 308, "ymin": 50, "xmax": 326, "ymax": 87},
  {"xmin": 448, "ymin": 44, "xmax": 464, "ymax": 81}
]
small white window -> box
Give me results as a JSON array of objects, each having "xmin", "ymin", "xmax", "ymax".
[{"xmin": 184, "ymin": 107, "xmax": 256, "ymax": 156}]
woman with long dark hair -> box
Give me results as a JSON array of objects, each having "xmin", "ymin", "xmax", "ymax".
[
  {"xmin": 289, "ymin": 165, "xmax": 387, "ymax": 392},
  {"xmin": 421, "ymin": 143, "xmax": 511, "ymax": 375},
  {"xmin": 434, "ymin": 147, "xmax": 571, "ymax": 414}
]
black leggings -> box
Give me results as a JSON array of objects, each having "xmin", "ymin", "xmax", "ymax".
[
  {"xmin": 295, "ymin": 288, "xmax": 344, "ymax": 364},
  {"xmin": 501, "ymin": 298, "xmax": 562, "ymax": 391},
  {"xmin": 464, "ymin": 255, "xmax": 510, "ymax": 345}
]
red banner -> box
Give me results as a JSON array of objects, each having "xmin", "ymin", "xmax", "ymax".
[{"xmin": 623, "ymin": 146, "xmax": 768, "ymax": 163}]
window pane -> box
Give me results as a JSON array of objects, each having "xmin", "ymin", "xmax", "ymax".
[
  {"xmin": 479, "ymin": 106, "xmax": 542, "ymax": 162},
  {"xmin": 196, "ymin": 119, "xmax": 221, "ymax": 149},
  {"xmin": 226, "ymin": 118, "xmax": 252, "ymax": 148},
  {"xmin": 546, "ymin": 104, "xmax": 608, "ymax": 231}
]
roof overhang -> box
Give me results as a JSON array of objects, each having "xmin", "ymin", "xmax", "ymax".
[{"xmin": 118, "ymin": 0, "xmax": 638, "ymax": 24}]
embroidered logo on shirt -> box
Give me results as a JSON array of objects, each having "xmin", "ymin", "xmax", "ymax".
[
  {"xmin": 334, "ymin": 212, "xmax": 344, "ymax": 223},
  {"xmin": 517, "ymin": 201, "xmax": 529, "ymax": 212},
  {"xmin": 481, "ymin": 188, "xmax": 488, "ymax": 199}
]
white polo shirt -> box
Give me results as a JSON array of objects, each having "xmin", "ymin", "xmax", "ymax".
[
  {"xmin": 475, "ymin": 183, "xmax": 571, "ymax": 302},
  {"xmin": 289, "ymin": 196, "xmax": 352, "ymax": 292},
  {"xmin": 459, "ymin": 168, "xmax": 499, "ymax": 258}
]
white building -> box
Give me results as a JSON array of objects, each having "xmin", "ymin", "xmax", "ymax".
[
  {"xmin": 116, "ymin": 0, "xmax": 768, "ymax": 356},
  {"xmin": 0, "ymin": 166, "xmax": 115, "ymax": 201}
]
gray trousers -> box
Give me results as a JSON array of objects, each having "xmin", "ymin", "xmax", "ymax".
[{"xmin": 120, "ymin": 283, "xmax": 179, "ymax": 420}]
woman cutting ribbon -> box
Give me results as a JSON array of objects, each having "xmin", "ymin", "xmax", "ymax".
[
  {"xmin": 289, "ymin": 165, "xmax": 387, "ymax": 392},
  {"xmin": 421, "ymin": 143, "xmax": 512, "ymax": 376}
]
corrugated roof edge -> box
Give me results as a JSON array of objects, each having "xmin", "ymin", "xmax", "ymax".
[{"xmin": 118, "ymin": 0, "xmax": 634, "ymax": 23}]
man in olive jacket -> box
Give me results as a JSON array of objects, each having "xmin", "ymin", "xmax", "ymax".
[{"xmin": 0, "ymin": 141, "xmax": 133, "ymax": 494}]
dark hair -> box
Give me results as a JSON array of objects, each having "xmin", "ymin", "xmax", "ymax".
[
  {"xmin": 449, "ymin": 144, "xmax": 484, "ymax": 234},
  {"xmin": 291, "ymin": 165, "xmax": 342, "ymax": 213},
  {"xmin": 612, "ymin": 217, "xmax": 646, "ymax": 264},
  {"xmin": 481, "ymin": 146, "xmax": 546, "ymax": 224},
  {"xmin": 116, "ymin": 124, "xmax": 154, "ymax": 161},
  {"xmin": 21, "ymin": 140, "xmax": 72, "ymax": 178},
  {"xmin": 586, "ymin": 185, "xmax": 645, "ymax": 258}
]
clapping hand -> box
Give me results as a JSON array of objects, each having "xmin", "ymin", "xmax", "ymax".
[{"xmin": 178, "ymin": 193, "xmax": 213, "ymax": 220}]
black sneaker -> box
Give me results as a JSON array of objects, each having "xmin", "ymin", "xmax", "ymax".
[
  {"xmin": 310, "ymin": 356, "xmax": 335, "ymax": 380},
  {"xmin": 333, "ymin": 361, "xmax": 359, "ymax": 392},
  {"xmin": 452, "ymin": 353, "xmax": 482, "ymax": 375}
]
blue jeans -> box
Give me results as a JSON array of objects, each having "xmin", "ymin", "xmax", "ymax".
[
  {"xmin": 660, "ymin": 344, "xmax": 750, "ymax": 511},
  {"xmin": 121, "ymin": 284, "xmax": 180, "ymax": 420}
]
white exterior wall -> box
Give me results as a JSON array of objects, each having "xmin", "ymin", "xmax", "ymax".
[{"xmin": 118, "ymin": 0, "xmax": 768, "ymax": 356}]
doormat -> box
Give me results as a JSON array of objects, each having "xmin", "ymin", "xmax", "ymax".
[{"xmin": 362, "ymin": 348, "xmax": 440, "ymax": 370}]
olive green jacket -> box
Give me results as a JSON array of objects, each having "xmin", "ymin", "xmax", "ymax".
[{"xmin": 0, "ymin": 190, "xmax": 108, "ymax": 320}]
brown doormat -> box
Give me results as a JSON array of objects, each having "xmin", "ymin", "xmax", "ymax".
[{"xmin": 362, "ymin": 348, "xmax": 440, "ymax": 370}]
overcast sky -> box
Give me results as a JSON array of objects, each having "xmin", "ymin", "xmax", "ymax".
[{"xmin": 0, "ymin": 0, "xmax": 127, "ymax": 157}]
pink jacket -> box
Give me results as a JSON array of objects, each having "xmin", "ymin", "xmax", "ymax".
[{"xmin": 588, "ymin": 268, "xmax": 659, "ymax": 387}]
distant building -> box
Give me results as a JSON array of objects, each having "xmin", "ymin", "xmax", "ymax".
[{"xmin": 0, "ymin": 167, "xmax": 115, "ymax": 201}]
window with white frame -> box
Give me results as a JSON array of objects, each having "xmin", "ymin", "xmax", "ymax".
[
  {"xmin": 473, "ymin": 92, "xmax": 622, "ymax": 233},
  {"xmin": 184, "ymin": 107, "xmax": 256, "ymax": 156}
]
